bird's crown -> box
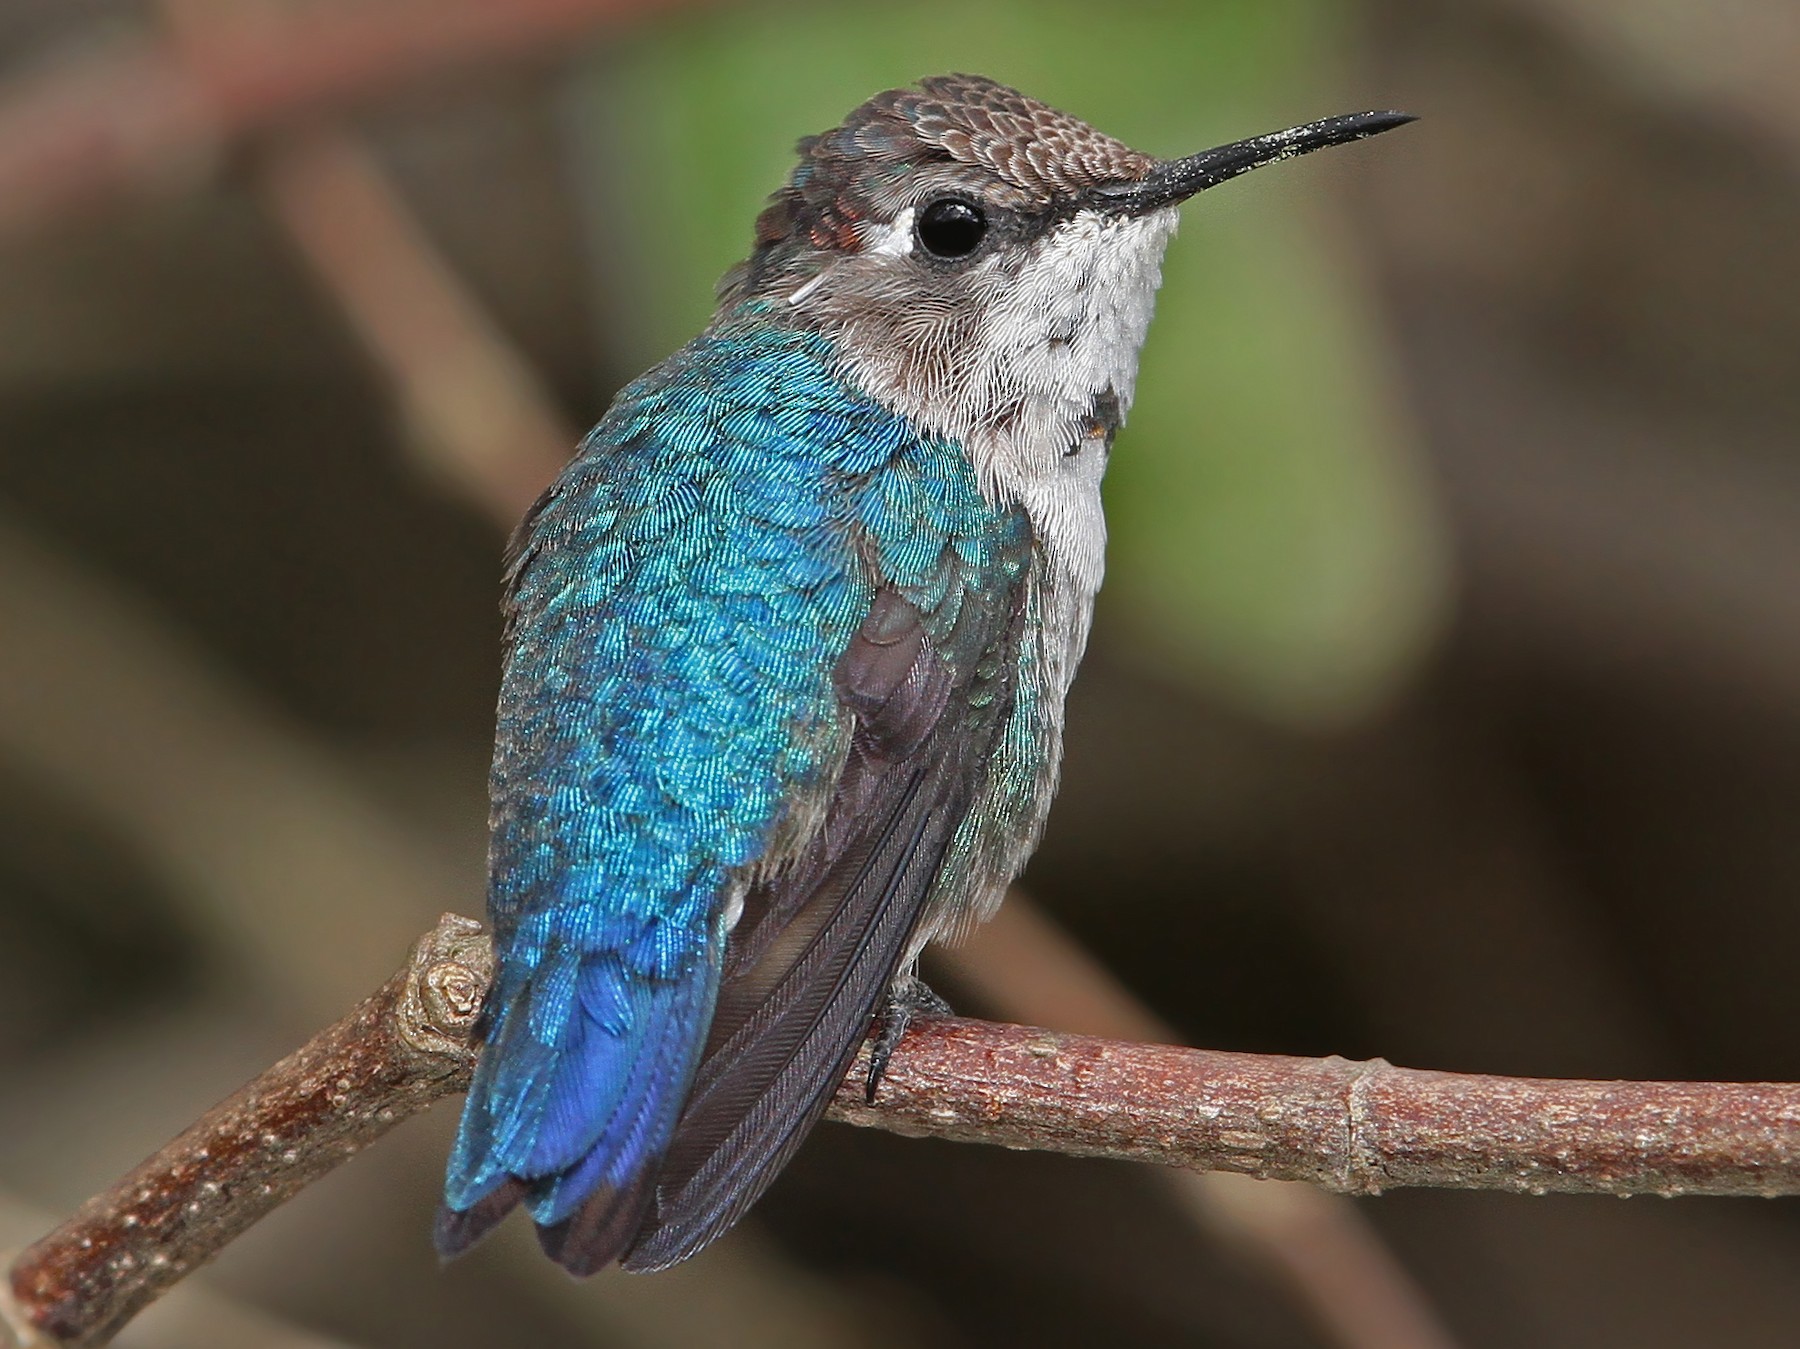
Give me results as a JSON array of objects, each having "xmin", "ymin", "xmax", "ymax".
[{"xmin": 740, "ymin": 75, "xmax": 1149, "ymax": 282}]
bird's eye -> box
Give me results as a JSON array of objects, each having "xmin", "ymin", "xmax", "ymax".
[{"xmin": 915, "ymin": 199, "xmax": 988, "ymax": 260}]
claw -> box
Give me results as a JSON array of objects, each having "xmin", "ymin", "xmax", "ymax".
[{"xmin": 865, "ymin": 973, "xmax": 952, "ymax": 1102}]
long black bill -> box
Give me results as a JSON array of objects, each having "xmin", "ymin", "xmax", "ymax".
[{"xmin": 1087, "ymin": 109, "xmax": 1415, "ymax": 216}]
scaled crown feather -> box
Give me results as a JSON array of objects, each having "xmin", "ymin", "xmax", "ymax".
[{"xmin": 749, "ymin": 75, "xmax": 1154, "ymax": 264}]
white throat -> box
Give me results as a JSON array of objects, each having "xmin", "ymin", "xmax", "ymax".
[
  {"xmin": 798, "ymin": 204, "xmax": 1179, "ymax": 738},
  {"xmin": 819, "ymin": 207, "xmax": 1179, "ymax": 597}
]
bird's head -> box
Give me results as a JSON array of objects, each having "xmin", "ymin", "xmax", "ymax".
[{"xmin": 722, "ymin": 74, "xmax": 1410, "ymax": 508}]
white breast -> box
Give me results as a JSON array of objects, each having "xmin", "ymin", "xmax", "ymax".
[
  {"xmin": 842, "ymin": 205, "xmax": 1177, "ymax": 584},
  {"xmin": 945, "ymin": 207, "xmax": 1179, "ymax": 687}
]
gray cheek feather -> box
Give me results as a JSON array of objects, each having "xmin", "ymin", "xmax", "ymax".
[{"xmin": 813, "ymin": 212, "xmax": 1173, "ymax": 526}]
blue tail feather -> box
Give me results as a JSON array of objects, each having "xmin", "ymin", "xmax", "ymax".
[
  {"xmin": 440, "ymin": 936, "xmax": 721, "ymax": 1250},
  {"xmin": 528, "ymin": 956, "xmax": 718, "ymax": 1226}
]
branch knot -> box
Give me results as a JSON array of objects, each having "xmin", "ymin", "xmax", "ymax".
[
  {"xmin": 1338, "ymin": 1055, "xmax": 1393, "ymax": 1196},
  {"xmin": 395, "ymin": 914, "xmax": 491, "ymax": 1062}
]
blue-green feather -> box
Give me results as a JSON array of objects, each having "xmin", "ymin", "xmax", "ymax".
[{"xmin": 441, "ymin": 304, "xmax": 1026, "ymax": 1247}]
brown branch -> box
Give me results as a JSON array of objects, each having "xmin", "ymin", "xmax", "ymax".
[
  {"xmin": 9, "ymin": 915, "xmax": 1800, "ymax": 1346},
  {"xmin": 5, "ymin": 915, "xmax": 491, "ymax": 1349},
  {"xmin": 830, "ymin": 1022, "xmax": 1800, "ymax": 1199},
  {"xmin": 1, "ymin": 1181, "xmax": 365, "ymax": 1349},
  {"xmin": 0, "ymin": 0, "xmax": 700, "ymax": 241},
  {"xmin": 947, "ymin": 899, "xmax": 1462, "ymax": 1349}
]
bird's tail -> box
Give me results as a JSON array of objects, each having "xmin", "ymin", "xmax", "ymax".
[{"xmin": 437, "ymin": 938, "xmax": 720, "ymax": 1273}]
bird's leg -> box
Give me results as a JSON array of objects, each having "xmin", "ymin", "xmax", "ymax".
[{"xmin": 865, "ymin": 971, "xmax": 953, "ymax": 1102}]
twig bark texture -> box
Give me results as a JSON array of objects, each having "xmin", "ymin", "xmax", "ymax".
[
  {"xmin": 5, "ymin": 916, "xmax": 491, "ymax": 1348},
  {"xmin": 9, "ymin": 913, "xmax": 1800, "ymax": 1347},
  {"xmin": 831, "ymin": 1023, "xmax": 1800, "ymax": 1198}
]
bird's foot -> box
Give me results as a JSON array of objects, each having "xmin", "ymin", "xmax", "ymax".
[{"xmin": 865, "ymin": 974, "xmax": 952, "ymax": 1103}]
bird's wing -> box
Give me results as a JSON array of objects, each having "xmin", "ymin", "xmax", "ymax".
[{"xmin": 611, "ymin": 556, "xmax": 1029, "ymax": 1272}]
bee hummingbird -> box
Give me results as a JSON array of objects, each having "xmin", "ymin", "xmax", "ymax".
[{"xmin": 438, "ymin": 74, "xmax": 1410, "ymax": 1274}]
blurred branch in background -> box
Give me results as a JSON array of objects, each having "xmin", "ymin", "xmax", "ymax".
[
  {"xmin": 251, "ymin": 129, "xmax": 570, "ymax": 527},
  {"xmin": 0, "ymin": 511, "xmax": 454, "ymax": 1019},
  {"xmin": 155, "ymin": 0, "xmax": 571, "ymax": 525},
  {"xmin": 12, "ymin": 913, "xmax": 1800, "ymax": 1348},
  {"xmin": 0, "ymin": 0, "xmax": 701, "ymax": 241},
  {"xmin": 1506, "ymin": 0, "xmax": 1800, "ymax": 170}
]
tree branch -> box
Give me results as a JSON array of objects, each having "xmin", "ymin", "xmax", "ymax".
[
  {"xmin": 829, "ymin": 1022, "xmax": 1800, "ymax": 1199},
  {"xmin": 11, "ymin": 915, "xmax": 1800, "ymax": 1347},
  {"xmin": 5, "ymin": 916, "xmax": 491, "ymax": 1349}
]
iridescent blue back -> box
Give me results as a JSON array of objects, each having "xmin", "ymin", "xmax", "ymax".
[{"xmin": 442, "ymin": 304, "xmax": 1029, "ymax": 1247}]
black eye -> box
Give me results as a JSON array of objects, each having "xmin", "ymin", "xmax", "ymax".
[{"xmin": 916, "ymin": 198, "xmax": 987, "ymax": 260}]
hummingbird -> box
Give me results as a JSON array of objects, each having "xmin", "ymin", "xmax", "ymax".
[{"xmin": 438, "ymin": 74, "xmax": 1411, "ymax": 1275}]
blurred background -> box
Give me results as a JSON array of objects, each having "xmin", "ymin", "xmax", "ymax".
[{"xmin": 3, "ymin": 1, "xmax": 1800, "ymax": 1346}]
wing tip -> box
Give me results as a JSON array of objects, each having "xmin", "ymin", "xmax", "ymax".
[
  {"xmin": 536, "ymin": 1177, "xmax": 661, "ymax": 1276},
  {"xmin": 619, "ymin": 1219, "xmax": 712, "ymax": 1274},
  {"xmin": 434, "ymin": 1176, "xmax": 529, "ymax": 1261},
  {"xmin": 438, "ymin": 1174, "xmax": 671, "ymax": 1277}
]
